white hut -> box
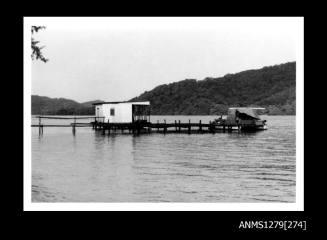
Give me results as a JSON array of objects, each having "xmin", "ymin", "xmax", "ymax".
[{"xmin": 93, "ymin": 101, "xmax": 150, "ymax": 123}]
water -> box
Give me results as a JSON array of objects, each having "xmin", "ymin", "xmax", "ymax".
[{"xmin": 32, "ymin": 115, "xmax": 296, "ymax": 202}]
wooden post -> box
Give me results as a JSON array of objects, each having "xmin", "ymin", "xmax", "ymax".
[
  {"xmin": 39, "ymin": 116, "xmax": 43, "ymax": 135},
  {"xmin": 157, "ymin": 120, "xmax": 159, "ymax": 133},
  {"xmin": 199, "ymin": 120, "xmax": 202, "ymax": 133},
  {"xmin": 72, "ymin": 116, "xmax": 76, "ymax": 135},
  {"xmin": 38, "ymin": 116, "xmax": 41, "ymax": 135},
  {"xmin": 137, "ymin": 122, "xmax": 141, "ymax": 134},
  {"xmin": 148, "ymin": 121, "xmax": 151, "ymax": 133},
  {"xmin": 188, "ymin": 119, "xmax": 191, "ymax": 134},
  {"xmin": 164, "ymin": 119, "xmax": 167, "ymax": 134},
  {"xmin": 178, "ymin": 120, "xmax": 181, "ymax": 132},
  {"xmin": 175, "ymin": 120, "xmax": 177, "ymax": 132},
  {"xmin": 108, "ymin": 119, "xmax": 110, "ymax": 135}
]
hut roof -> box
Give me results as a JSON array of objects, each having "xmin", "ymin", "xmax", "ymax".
[{"xmin": 93, "ymin": 101, "xmax": 150, "ymax": 106}]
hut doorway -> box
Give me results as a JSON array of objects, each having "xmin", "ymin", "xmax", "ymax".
[{"xmin": 132, "ymin": 104, "xmax": 150, "ymax": 123}]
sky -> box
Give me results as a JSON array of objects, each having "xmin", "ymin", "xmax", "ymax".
[{"xmin": 30, "ymin": 17, "xmax": 301, "ymax": 103}]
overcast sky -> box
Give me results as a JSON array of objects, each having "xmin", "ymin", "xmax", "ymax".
[{"xmin": 30, "ymin": 17, "xmax": 301, "ymax": 103}]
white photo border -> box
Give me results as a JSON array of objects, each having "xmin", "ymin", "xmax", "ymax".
[{"xmin": 24, "ymin": 17, "xmax": 304, "ymax": 211}]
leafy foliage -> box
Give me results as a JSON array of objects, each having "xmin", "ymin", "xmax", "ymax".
[{"xmin": 31, "ymin": 26, "xmax": 48, "ymax": 62}]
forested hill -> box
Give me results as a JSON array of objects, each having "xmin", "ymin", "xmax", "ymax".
[
  {"xmin": 130, "ymin": 62, "xmax": 296, "ymax": 115},
  {"xmin": 31, "ymin": 95, "xmax": 103, "ymax": 115},
  {"xmin": 32, "ymin": 62, "xmax": 295, "ymax": 115}
]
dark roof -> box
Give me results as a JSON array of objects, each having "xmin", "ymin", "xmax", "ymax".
[
  {"xmin": 92, "ymin": 101, "xmax": 150, "ymax": 106},
  {"xmin": 236, "ymin": 108, "xmax": 260, "ymax": 120}
]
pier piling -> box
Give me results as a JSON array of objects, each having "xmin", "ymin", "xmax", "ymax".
[
  {"xmin": 38, "ymin": 116, "xmax": 42, "ymax": 135},
  {"xmin": 72, "ymin": 117, "xmax": 76, "ymax": 135},
  {"xmin": 188, "ymin": 119, "xmax": 191, "ymax": 134},
  {"xmin": 164, "ymin": 119, "xmax": 167, "ymax": 134}
]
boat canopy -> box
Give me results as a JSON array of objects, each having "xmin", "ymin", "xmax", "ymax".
[{"xmin": 229, "ymin": 108, "xmax": 265, "ymax": 120}]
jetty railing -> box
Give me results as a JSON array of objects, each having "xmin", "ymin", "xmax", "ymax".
[{"xmin": 32, "ymin": 116, "xmax": 105, "ymax": 135}]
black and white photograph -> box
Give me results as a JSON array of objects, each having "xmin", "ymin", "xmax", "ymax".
[{"xmin": 24, "ymin": 17, "xmax": 304, "ymax": 211}]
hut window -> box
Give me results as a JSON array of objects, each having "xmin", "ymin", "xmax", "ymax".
[{"xmin": 110, "ymin": 108, "xmax": 115, "ymax": 116}]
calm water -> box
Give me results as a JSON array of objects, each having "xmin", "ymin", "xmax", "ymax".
[{"xmin": 32, "ymin": 115, "xmax": 296, "ymax": 202}]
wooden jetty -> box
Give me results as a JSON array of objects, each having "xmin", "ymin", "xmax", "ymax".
[
  {"xmin": 32, "ymin": 116, "xmax": 253, "ymax": 135},
  {"xmin": 32, "ymin": 116, "xmax": 104, "ymax": 135},
  {"xmin": 32, "ymin": 106, "xmax": 267, "ymax": 135},
  {"xmin": 90, "ymin": 119, "xmax": 247, "ymax": 135}
]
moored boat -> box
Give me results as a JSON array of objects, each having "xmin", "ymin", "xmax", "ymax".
[{"xmin": 214, "ymin": 107, "xmax": 267, "ymax": 131}]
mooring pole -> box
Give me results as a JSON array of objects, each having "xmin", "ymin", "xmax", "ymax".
[
  {"xmin": 38, "ymin": 116, "xmax": 41, "ymax": 135},
  {"xmin": 108, "ymin": 119, "xmax": 110, "ymax": 135},
  {"xmin": 72, "ymin": 116, "xmax": 76, "ymax": 135},
  {"xmin": 164, "ymin": 119, "xmax": 167, "ymax": 134},
  {"xmin": 199, "ymin": 120, "xmax": 202, "ymax": 133},
  {"xmin": 188, "ymin": 119, "xmax": 191, "ymax": 134},
  {"xmin": 178, "ymin": 120, "xmax": 181, "ymax": 132},
  {"xmin": 157, "ymin": 120, "xmax": 159, "ymax": 133},
  {"xmin": 137, "ymin": 122, "xmax": 141, "ymax": 134},
  {"xmin": 175, "ymin": 120, "xmax": 177, "ymax": 132},
  {"xmin": 102, "ymin": 118, "xmax": 105, "ymax": 135}
]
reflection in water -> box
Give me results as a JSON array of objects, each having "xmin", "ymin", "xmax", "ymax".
[{"xmin": 32, "ymin": 116, "xmax": 295, "ymax": 202}]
